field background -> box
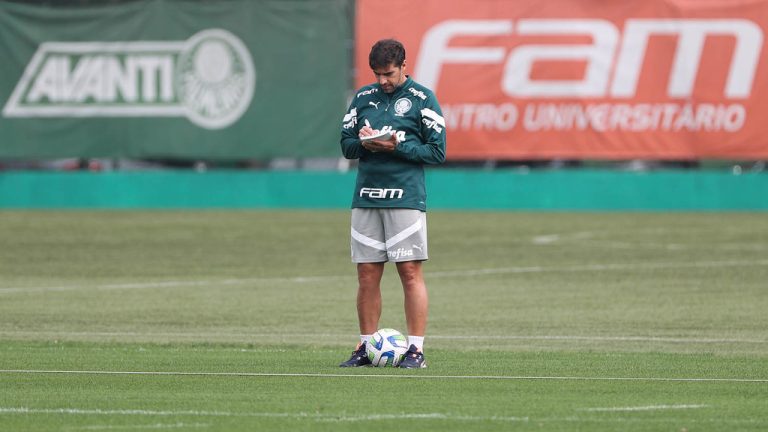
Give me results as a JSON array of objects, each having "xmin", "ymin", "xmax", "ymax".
[{"xmin": 1, "ymin": 210, "xmax": 767, "ymax": 431}]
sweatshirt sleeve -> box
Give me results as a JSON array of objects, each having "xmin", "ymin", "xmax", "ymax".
[
  {"xmin": 394, "ymin": 95, "xmax": 446, "ymax": 165},
  {"xmin": 340, "ymin": 102, "xmax": 365, "ymax": 160}
]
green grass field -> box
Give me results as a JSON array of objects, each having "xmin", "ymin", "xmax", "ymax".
[{"xmin": 1, "ymin": 211, "xmax": 767, "ymax": 431}]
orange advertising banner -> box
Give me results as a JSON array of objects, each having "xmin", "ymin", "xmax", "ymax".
[{"xmin": 355, "ymin": 0, "xmax": 768, "ymax": 160}]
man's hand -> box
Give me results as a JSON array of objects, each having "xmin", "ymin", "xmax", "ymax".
[{"xmin": 359, "ymin": 125, "xmax": 398, "ymax": 153}]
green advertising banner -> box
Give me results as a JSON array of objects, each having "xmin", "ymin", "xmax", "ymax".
[{"xmin": 0, "ymin": 0, "xmax": 352, "ymax": 160}]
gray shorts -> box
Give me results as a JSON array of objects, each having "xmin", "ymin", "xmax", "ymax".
[{"xmin": 351, "ymin": 208, "xmax": 428, "ymax": 263}]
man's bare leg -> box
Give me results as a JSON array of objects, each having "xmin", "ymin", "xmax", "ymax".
[
  {"xmin": 396, "ymin": 260, "xmax": 428, "ymax": 340},
  {"xmin": 357, "ymin": 262, "xmax": 385, "ymax": 335}
]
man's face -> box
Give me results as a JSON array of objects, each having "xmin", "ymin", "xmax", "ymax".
[{"xmin": 372, "ymin": 61, "xmax": 406, "ymax": 93}]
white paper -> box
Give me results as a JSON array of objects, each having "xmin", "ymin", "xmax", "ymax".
[{"xmin": 360, "ymin": 130, "xmax": 394, "ymax": 142}]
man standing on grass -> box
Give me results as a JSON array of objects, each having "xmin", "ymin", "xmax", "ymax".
[{"xmin": 338, "ymin": 39, "xmax": 447, "ymax": 369}]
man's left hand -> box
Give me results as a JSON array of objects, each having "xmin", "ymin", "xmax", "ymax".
[{"xmin": 361, "ymin": 134, "xmax": 398, "ymax": 153}]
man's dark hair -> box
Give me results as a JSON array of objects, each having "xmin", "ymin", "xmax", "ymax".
[{"xmin": 369, "ymin": 39, "xmax": 406, "ymax": 69}]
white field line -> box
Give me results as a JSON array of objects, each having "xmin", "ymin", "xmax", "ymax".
[
  {"xmin": 431, "ymin": 335, "xmax": 768, "ymax": 344},
  {"xmin": 0, "ymin": 276, "xmax": 350, "ymax": 295},
  {"xmin": 581, "ymin": 404, "xmax": 708, "ymax": 412},
  {"xmin": 566, "ymin": 240, "xmax": 768, "ymax": 252},
  {"xmin": 0, "ymin": 369, "xmax": 766, "ymax": 383},
  {"xmin": 529, "ymin": 231, "xmax": 768, "ymax": 252},
  {"xmin": 0, "ymin": 407, "xmax": 528, "ymax": 423},
  {"xmin": 2, "ymin": 258, "xmax": 767, "ymax": 295},
  {"xmin": 71, "ymin": 423, "xmax": 209, "ymax": 430},
  {"xmin": 5, "ymin": 406, "xmax": 766, "ymax": 427},
  {"xmin": 428, "ymin": 259, "xmax": 768, "ymax": 278},
  {"xmin": 315, "ymin": 413, "xmax": 529, "ymax": 422},
  {"xmin": 1, "ymin": 330, "xmax": 766, "ymax": 345}
]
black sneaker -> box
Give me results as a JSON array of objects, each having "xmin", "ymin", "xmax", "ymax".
[
  {"xmin": 398, "ymin": 345, "xmax": 427, "ymax": 369},
  {"xmin": 339, "ymin": 343, "xmax": 372, "ymax": 367}
]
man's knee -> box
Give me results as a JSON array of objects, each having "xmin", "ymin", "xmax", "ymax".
[
  {"xmin": 358, "ymin": 263, "xmax": 384, "ymax": 286},
  {"xmin": 396, "ymin": 261, "xmax": 424, "ymax": 286}
]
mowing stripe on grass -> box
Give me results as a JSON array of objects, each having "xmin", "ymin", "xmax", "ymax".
[
  {"xmin": 2, "ymin": 259, "xmax": 766, "ymax": 295},
  {"xmin": 1, "ymin": 369, "xmax": 766, "ymax": 383}
]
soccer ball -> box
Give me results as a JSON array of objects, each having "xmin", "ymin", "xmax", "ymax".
[{"xmin": 367, "ymin": 328, "xmax": 408, "ymax": 367}]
